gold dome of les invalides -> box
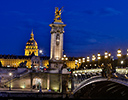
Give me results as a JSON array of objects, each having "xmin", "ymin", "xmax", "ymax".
[{"xmin": 25, "ymin": 30, "xmax": 38, "ymax": 56}]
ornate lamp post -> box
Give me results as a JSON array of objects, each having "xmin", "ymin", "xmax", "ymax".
[
  {"xmin": 104, "ymin": 51, "xmax": 108, "ymax": 66},
  {"xmin": 62, "ymin": 54, "xmax": 68, "ymax": 66},
  {"xmin": 97, "ymin": 53, "xmax": 101, "ymax": 68},
  {"xmin": 61, "ymin": 54, "xmax": 68, "ymax": 93},
  {"xmin": 9, "ymin": 72, "xmax": 12, "ymax": 91},
  {"xmin": 82, "ymin": 58, "xmax": 85, "ymax": 69},
  {"xmin": 75, "ymin": 60, "xmax": 78, "ymax": 69},
  {"xmin": 108, "ymin": 52, "xmax": 111, "ymax": 63},
  {"xmin": 104, "ymin": 51, "xmax": 108, "ymax": 59},
  {"xmin": 86, "ymin": 56, "xmax": 90, "ymax": 68},
  {"xmin": 117, "ymin": 49, "xmax": 122, "ymax": 67},
  {"xmin": 126, "ymin": 49, "xmax": 128, "ymax": 67},
  {"xmin": 78, "ymin": 58, "xmax": 81, "ymax": 68},
  {"xmin": 92, "ymin": 54, "xmax": 96, "ymax": 68}
]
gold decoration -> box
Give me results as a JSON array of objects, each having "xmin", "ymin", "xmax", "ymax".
[{"xmin": 54, "ymin": 6, "xmax": 64, "ymax": 22}]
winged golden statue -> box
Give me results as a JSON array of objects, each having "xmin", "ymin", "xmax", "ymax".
[{"xmin": 54, "ymin": 6, "xmax": 64, "ymax": 22}]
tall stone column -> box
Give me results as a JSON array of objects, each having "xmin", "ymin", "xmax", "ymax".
[
  {"xmin": 49, "ymin": 23, "xmax": 66, "ymax": 60},
  {"xmin": 49, "ymin": 7, "xmax": 66, "ymax": 70}
]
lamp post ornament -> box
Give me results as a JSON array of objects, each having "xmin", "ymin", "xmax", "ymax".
[{"xmin": 54, "ymin": 6, "xmax": 64, "ymax": 22}]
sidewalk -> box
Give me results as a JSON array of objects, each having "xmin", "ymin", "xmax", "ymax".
[{"xmin": 0, "ymin": 88, "xmax": 49, "ymax": 93}]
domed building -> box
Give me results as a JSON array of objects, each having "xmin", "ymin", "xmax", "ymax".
[{"xmin": 25, "ymin": 30, "xmax": 38, "ymax": 56}]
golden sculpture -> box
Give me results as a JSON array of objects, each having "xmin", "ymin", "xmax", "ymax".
[{"xmin": 54, "ymin": 6, "xmax": 64, "ymax": 22}]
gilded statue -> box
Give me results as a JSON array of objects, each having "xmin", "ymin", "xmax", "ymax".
[{"xmin": 54, "ymin": 6, "xmax": 64, "ymax": 22}]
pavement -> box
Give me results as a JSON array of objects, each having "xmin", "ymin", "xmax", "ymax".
[{"xmin": 0, "ymin": 88, "xmax": 50, "ymax": 93}]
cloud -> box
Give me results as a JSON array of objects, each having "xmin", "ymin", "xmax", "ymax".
[
  {"xmin": 84, "ymin": 7, "xmax": 121, "ymax": 16},
  {"xmin": 84, "ymin": 10, "xmax": 96, "ymax": 15},
  {"xmin": 64, "ymin": 28, "xmax": 117, "ymax": 53},
  {"xmin": 87, "ymin": 38, "xmax": 97, "ymax": 43},
  {"xmin": 20, "ymin": 18, "xmax": 49, "ymax": 30},
  {"xmin": 98, "ymin": 7, "xmax": 121, "ymax": 16}
]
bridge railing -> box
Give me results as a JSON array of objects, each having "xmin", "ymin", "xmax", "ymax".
[{"xmin": 73, "ymin": 76, "xmax": 106, "ymax": 93}]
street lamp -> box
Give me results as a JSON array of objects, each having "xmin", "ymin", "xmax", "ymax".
[
  {"xmin": 78, "ymin": 59, "xmax": 81, "ymax": 64},
  {"xmin": 108, "ymin": 52, "xmax": 111, "ymax": 57},
  {"xmin": 86, "ymin": 56, "xmax": 90, "ymax": 68},
  {"xmin": 82, "ymin": 58, "xmax": 85, "ymax": 63},
  {"xmin": 127, "ymin": 49, "xmax": 128, "ymax": 67},
  {"xmin": 121, "ymin": 60, "xmax": 124, "ymax": 64},
  {"xmin": 60, "ymin": 54, "xmax": 68, "ymax": 93},
  {"xmin": 92, "ymin": 54, "xmax": 96, "ymax": 68},
  {"xmin": 97, "ymin": 53, "xmax": 101, "ymax": 60},
  {"xmin": 78, "ymin": 58, "xmax": 81, "ymax": 68},
  {"xmin": 117, "ymin": 49, "xmax": 122, "ymax": 67},
  {"xmin": 62, "ymin": 54, "xmax": 68, "ymax": 61},
  {"xmin": 92, "ymin": 54, "xmax": 96, "ymax": 61},
  {"xmin": 104, "ymin": 51, "xmax": 108, "ymax": 72},
  {"xmin": 87, "ymin": 56, "xmax": 90, "ymax": 62},
  {"xmin": 104, "ymin": 51, "xmax": 108, "ymax": 59},
  {"xmin": 39, "ymin": 50, "xmax": 43, "ymax": 54},
  {"xmin": 82, "ymin": 58, "xmax": 85, "ymax": 69},
  {"xmin": 9, "ymin": 72, "xmax": 12, "ymax": 91},
  {"xmin": 108, "ymin": 52, "xmax": 111, "ymax": 63},
  {"xmin": 127, "ymin": 49, "xmax": 128, "ymax": 56},
  {"xmin": 117, "ymin": 49, "xmax": 121, "ymax": 57},
  {"xmin": 97, "ymin": 53, "xmax": 101, "ymax": 67},
  {"xmin": 75, "ymin": 60, "xmax": 78, "ymax": 69}
]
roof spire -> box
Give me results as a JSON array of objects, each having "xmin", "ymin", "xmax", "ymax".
[{"xmin": 30, "ymin": 29, "xmax": 34, "ymax": 40}]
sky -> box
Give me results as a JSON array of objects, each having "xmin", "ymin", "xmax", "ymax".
[{"xmin": 0, "ymin": 0, "xmax": 128, "ymax": 58}]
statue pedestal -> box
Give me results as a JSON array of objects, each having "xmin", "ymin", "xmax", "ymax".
[{"xmin": 49, "ymin": 59, "xmax": 64, "ymax": 71}]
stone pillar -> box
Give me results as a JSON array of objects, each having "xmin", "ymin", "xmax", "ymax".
[
  {"xmin": 49, "ymin": 23, "xmax": 66, "ymax": 60},
  {"xmin": 47, "ymin": 74, "xmax": 50, "ymax": 90}
]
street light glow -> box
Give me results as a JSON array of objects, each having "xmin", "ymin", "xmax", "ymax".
[
  {"xmin": 64, "ymin": 54, "xmax": 66, "ymax": 57},
  {"xmin": 117, "ymin": 54, "xmax": 121, "ymax": 57},
  {"xmin": 104, "ymin": 51, "xmax": 108, "ymax": 55},
  {"xmin": 104, "ymin": 51, "xmax": 108, "ymax": 59},
  {"xmin": 9, "ymin": 73, "xmax": 12, "ymax": 76},
  {"xmin": 108, "ymin": 52, "xmax": 111, "ymax": 57},
  {"xmin": 121, "ymin": 61, "xmax": 124, "ymax": 64},
  {"xmin": 117, "ymin": 49, "xmax": 122, "ymax": 57},
  {"xmin": 127, "ymin": 49, "xmax": 128, "ymax": 56},
  {"xmin": 39, "ymin": 50, "xmax": 43, "ymax": 54},
  {"xmin": 75, "ymin": 60, "xmax": 78, "ymax": 64},
  {"xmin": 65, "ymin": 57, "xmax": 68, "ymax": 60},
  {"xmin": 117, "ymin": 49, "xmax": 121, "ymax": 53},
  {"xmin": 87, "ymin": 56, "xmax": 90, "ymax": 62},
  {"xmin": 78, "ymin": 59, "xmax": 81, "ymax": 63},
  {"xmin": 97, "ymin": 53, "xmax": 101, "ymax": 60},
  {"xmin": 82, "ymin": 58, "xmax": 85, "ymax": 62},
  {"xmin": 92, "ymin": 54, "xmax": 96, "ymax": 61}
]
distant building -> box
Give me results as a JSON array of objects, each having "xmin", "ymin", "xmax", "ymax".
[
  {"xmin": 0, "ymin": 31, "xmax": 49, "ymax": 69},
  {"xmin": 0, "ymin": 30, "xmax": 83, "ymax": 69},
  {"xmin": 25, "ymin": 30, "xmax": 38, "ymax": 56}
]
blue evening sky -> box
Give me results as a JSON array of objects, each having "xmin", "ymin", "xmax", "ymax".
[{"xmin": 0, "ymin": 0, "xmax": 128, "ymax": 58}]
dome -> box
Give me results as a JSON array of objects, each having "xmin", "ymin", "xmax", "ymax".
[
  {"xmin": 26, "ymin": 39, "xmax": 38, "ymax": 46},
  {"xmin": 25, "ymin": 30, "xmax": 39, "ymax": 56},
  {"xmin": 25, "ymin": 30, "xmax": 38, "ymax": 46}
]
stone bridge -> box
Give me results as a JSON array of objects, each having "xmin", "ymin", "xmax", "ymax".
[{"xmin": 70, "ymin": 75, "xmax": 128, "ymax": 99}]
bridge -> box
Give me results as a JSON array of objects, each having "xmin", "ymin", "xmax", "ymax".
[
  {"xmin": 69, "ymin": 68, "xmax": 128, "ymax": 99},
  {"xmin": 1, "ymin": 67, "xmax": 128, "ymax": 99}
]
